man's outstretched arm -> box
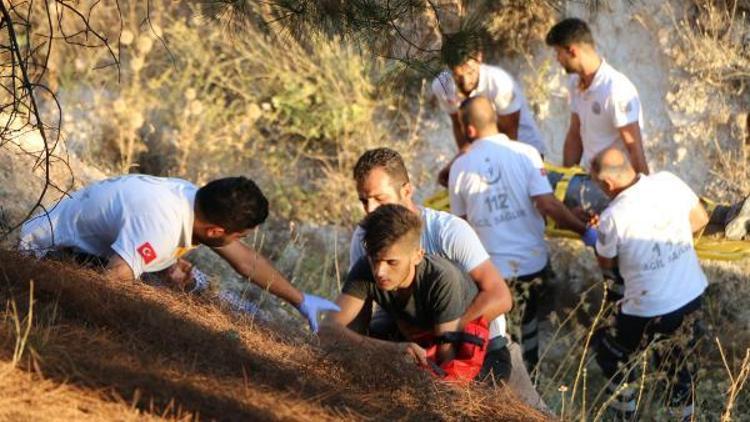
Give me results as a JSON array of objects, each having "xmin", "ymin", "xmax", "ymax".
[
  {"xmin": 320, "ymin": 294, "xmax": 428, "ymax": 366},
  {"xmin": 106, "ymin": 254, "xmax": 136, "ymax": 282},
  {"xmin": 563, "ymin": 113, "xmax": 583, "ymax": 167},
  {"xmin": 533, "ymin": 194, "xmax": 588, "ymax": 235},
  {"xmin": 496, "ymin": 110, "xmax": 520, "ymax": 141},
  {"xmin": 213, "ymin": 240, "xmax": 339, "ymax": 332}
]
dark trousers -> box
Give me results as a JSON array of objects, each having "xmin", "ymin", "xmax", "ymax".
[
  {"xmin": 513, "ymin": 265, "xmax": 551, "ymax": 372},
  {"xmin": 594, "ymin": 295, "xmax": 703, "ymax": 413}
]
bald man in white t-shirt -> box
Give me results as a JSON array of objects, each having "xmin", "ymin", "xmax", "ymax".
[
  {"xmin": 546, "ymin": 18, "xmax": 649, "ymax": 174},
  {"xmin": 590, "ymin": 147, "xmax": 706, "ymax": 420},
  {"xmin": 449, "ymin": 96, "xmax": 596, "ymax": 371}
]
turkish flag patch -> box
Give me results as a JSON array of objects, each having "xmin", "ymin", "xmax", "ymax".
[{"xmin": 137, "ymin": 242, "xmax": 157, "ymax": 265}]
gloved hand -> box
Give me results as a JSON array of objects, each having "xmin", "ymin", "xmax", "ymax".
[
  {"xmin": 582, "ymin": 226, "xmax": 598, "ymax": 248},
  {"xmin": 296, "ymin": 293, "xmax": 340, "ymax": 333}
]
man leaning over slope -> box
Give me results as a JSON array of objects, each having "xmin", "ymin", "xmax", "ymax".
[
  {"xmin": 449, "ymin": 96, "xmax": 596, "ymax": 371},
  {"xmin": 18, "ymin": 174, "xmax": 338, "ymax": 332},
  {"xmin": 590, "ymin": 147, "xmax": 707, "ymax": 420}
]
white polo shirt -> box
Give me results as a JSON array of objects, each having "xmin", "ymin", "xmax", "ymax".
[
  {"xmin": 19, "ymin": 175, "xmax": 197, "ymax": 278},
  {"xmin": 449, "ymin": 133, "xmax": 552, "ymax": 277},
  {"xmin": 595, "ymin": 172, "xmax": 707, "ymax": 317},
  {"xmin": 568, "ymin": 60, "xmax": 643, "ymax": 169},
  {"xmin": 432, "ymin": 64, "xmax": 546, "ymax": 155},
  {"xmin": 350, "ymin": 206, "xmax": 507, "ymax": 338}
]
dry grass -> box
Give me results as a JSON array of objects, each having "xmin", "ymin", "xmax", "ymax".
[{"xmin": 0, "ymin": 250, "xmax": 549, "ymax": 421}]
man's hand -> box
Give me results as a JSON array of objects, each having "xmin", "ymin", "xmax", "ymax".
[
  {"xmin": 297, "ymin": 293, "xmax": 341, "ymax": 333},
  {"xmin": 398, "ymin": 342, "xmax": 428, "ymax": 366}
]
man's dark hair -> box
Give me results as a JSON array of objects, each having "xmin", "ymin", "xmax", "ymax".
[
  {"xmin": 195, "ymin": 177, "xmax": 269, "ymax": 232},
  {"xmin": 360, "ymin": 204, "xmax": 422, "ymax": 257},
  {"xmin": 441, "ymin": 30, "xmax": 483, "ymax": 68},
  {"xmin": 353, "ymin": 148, "xmax": 410, "ymax": 186},
  {"xmin": 545, "ymin": 18, "xmax": 595, "ymax": 47}
]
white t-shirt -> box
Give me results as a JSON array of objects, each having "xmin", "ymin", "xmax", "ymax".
[
  {"xmin": 432, "ymin": 64, "xmax": 546, "ymax": 155},
  {"xmin": 595, "ymin": 172, "xmax": 707, "ymax": 317},
  {"xmin": 350, "ymin": 206, "xmax": 507, "ymax": 338},
  {"xmin": 19, "ymin": 175, "xmax": 197, "ymax": 278},
  {"xmin": 568, "ymin": 60, "xmax": 643, "ymax": 169},
  {"xmin": 449, "ymin": 134, "xmax": 552, "ymax": 277}
]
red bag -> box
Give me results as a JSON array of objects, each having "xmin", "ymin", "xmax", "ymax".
[{"xmin": 412, "ymin": 317, "xmax": 490, "ymax": 383}]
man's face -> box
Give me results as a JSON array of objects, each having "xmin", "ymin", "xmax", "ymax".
[
  {"xmin": 357, "ymin": 167, "xmax": 410, "ymax": 214},
  {"xmin": 553, "ymin": 45, "xmax": 578, "ymax": 74},
  {"xmin": 368, "ymin": 237, "xmax": 422, "ymax": 291},
  {"xmin": 451, "ymin": 58, "xmax": 481, "ymax": 95},
  {"xmin": 194, "ymin": 226, "xmax": 252, "ymax": 248}
]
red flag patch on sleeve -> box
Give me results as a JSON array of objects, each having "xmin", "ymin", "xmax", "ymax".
[{"xmin": 137, "ymin": 242, "xmax": 157, "ymax": 265}]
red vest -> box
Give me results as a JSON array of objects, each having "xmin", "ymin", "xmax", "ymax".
[{"xmin": 412, "ymin": 317, "xmax": 490, "ymax": 383}]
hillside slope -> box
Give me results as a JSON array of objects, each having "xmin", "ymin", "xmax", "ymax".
[{"xmin": 0, "ymin": 251, "xmax": 549, "ymax": 421}]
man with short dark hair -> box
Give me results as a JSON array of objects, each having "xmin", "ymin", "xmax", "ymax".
[
  {"xmin": 433, "ymin": 31, "xmax": 546, "ymax": 186},
  {"xmin": 322, "ymin": 204, "xmax": 487, "ymax": 379},
  {"xmin": 546, "ymin": 17, "xmax": 649, "ymax": 175},
  {"xmin": 19, "ymin": 174, "xmax": 339, "ymax": 332},
  {"xmin": 350, "ymin": 147, "xmax": 513, "ymax": 382},
  {"xmin": 450, "ymin": 96, "xmax": 596, "ymax": 370},
  {"xmin": 590, "ymin": 147, "xmax": 707, "ymax": 420}
]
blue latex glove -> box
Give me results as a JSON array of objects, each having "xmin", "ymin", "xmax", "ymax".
[
  {"xmin": 582, "ymin": 226, "xmax": 598, "ymax": 248},
  {"xmin": 296, "ymin": 293, "xmax": 340, "ymax": 333}
]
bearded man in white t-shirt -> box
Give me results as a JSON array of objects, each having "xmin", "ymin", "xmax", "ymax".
[
  {"xmin": 18, "ymin": 175, "xmax": 339, "ymax": 332},
  {"xmin": 546, "ymin": 18, "xmax": 649, "ymax": 175},
  {"xmin": 449, "ymin": 96, "xmax": 597, "ymax": 371},
  {"xmin": 591, "ymin": 147, "xmax": 706, "ymax": 420},
  {"xmin": 432, "ymin": 31, "xmax": 546, "ymax": 186}
]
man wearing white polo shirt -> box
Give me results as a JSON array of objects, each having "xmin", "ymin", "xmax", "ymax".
[
  {"xmin": 449, "ymin": 96, "xmax": 596, "ymax": 371},
  {"xmin": 546, "ymin": 18, "xmax": 649, "ymax": 174},
  {"xmin": 432, "ymin": 32, "xmax": 546, "ymax": 186},
  {"xmin": 349, "ymin": 148, "xmax": 514, "ymax": 382},
  {"xmin": 19, "ymin": 174, "xmax": 339, "ymax": 332},
  {"xmin": 591, "ymin": 147, "xmax": 706, "ymax": 420}
]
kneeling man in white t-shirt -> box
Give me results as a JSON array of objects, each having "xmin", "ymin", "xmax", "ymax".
[{"xmin": 591, "ymin": 147, "xmax": 707, "ymax": 420}]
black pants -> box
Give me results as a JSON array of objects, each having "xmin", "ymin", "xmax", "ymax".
[
  {"xmin": 513, "ymin": 265, "xmax": 551, "ymax": 372},
  {"xmin": 593, "ymin": 295, "xmax": 703, "ymax": 413}
]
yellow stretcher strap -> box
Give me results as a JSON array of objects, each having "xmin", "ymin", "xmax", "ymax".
[{"xmin": 423, "ymin": 164, "xmax": 750, "ymax": 262}]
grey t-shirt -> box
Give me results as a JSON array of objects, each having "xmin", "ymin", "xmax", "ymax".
[
  {"xmin": 349, "ymin": 206, "xmax": 507, "ymax": 337},
  {"xmin": 342, "ymin": 255, "xmax": 475, "ymax": 331}
]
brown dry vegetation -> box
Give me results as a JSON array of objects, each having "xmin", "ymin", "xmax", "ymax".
[{"xmin": 0, "ymin": 250, "xmax": 549, "ymax": 421}]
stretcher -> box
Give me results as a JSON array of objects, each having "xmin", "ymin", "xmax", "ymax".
[{"xmin": 424, "ymin": 163, "xmax": 750, "ymax": 262}]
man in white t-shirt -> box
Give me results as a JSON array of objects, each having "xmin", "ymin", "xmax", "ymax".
[
  {"xmin": 449, "ymin": 96, "xmax": 597, "ymax": 371},
  {"xmin": 546, "ymin": 18, "xmax": 649, "ymax": 174},
  {"xmin": 349, "ymin": 147, "xmax": 514, "ymax": 383},
  {"xmin": 18, "ymin": 175, "xmax": 339, "ymax": 332},
  {"xmin": 432, "ymin": 32, "xmax": 546, "ymax": 186},
  {"xmin": 591, "ymin": 147, "xmax": 706, "ymax": 420}
]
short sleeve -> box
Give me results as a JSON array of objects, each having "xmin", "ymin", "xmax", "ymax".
[
  {"xmin": 448, "ymin": 159, "xmax": 467, "ymax": 217},
  {"xmin": 438, "ymin": 214, "xmax": 490, "ymax": 272},
  {"xmin": 110, "ymin": 216, "xmax": 177, "ymax": 279},
  {"xmin": 348, "ymin": 226, "xmax": 367, "ymax": 271},
  {"xmin": 341, "ymin": 257, "xmax": 373, "ymax": 300},
  {"xmin": 610, "ymin": 81, "xmax": 641, "ymax": 128},
  {"xmin": 429, "ymin": 262, "xmax": 468, "ymax": 324},
  {"xmin": 490, "ymin": 70, "xmax": 522, "ymax": 116},
  {"xmin": 595, "ymin": 212, "xmax": 619, "ymax": 259},
  {"xmin": 524, "ymin": 149, "xmax": 554, "ymax": 197},
  {"xmin": 431, "ymin": 73, "xmax": 459, "ymax": 114}
]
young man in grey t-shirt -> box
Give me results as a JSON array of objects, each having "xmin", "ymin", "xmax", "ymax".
[{"xmin": 323, "ymin": 204, "xmax": 483, "ymax": 372}]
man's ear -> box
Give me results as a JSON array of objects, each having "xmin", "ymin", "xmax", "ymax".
[
  {"xmin": 412, "ymin": 247, "xmax": 424, "ymax": 266},
  {"xmin": 401, "ymin": 182, "xmax": 414, "ymax": 200},
  {"xmin": 206, "ymin": 225, "xmax": 227, "ymax": 238},
  {"xmin": 466, "ymin": 124, "xmax": 479, "ymax": 139},
  {"xmin": 475, "ymin": 51, "xmax": 484, "ymax": 63}
]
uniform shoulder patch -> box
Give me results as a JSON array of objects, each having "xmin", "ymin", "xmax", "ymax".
[{"xmin": 137, "ymin": 242, "xmax": 158, "ymax": 265}]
